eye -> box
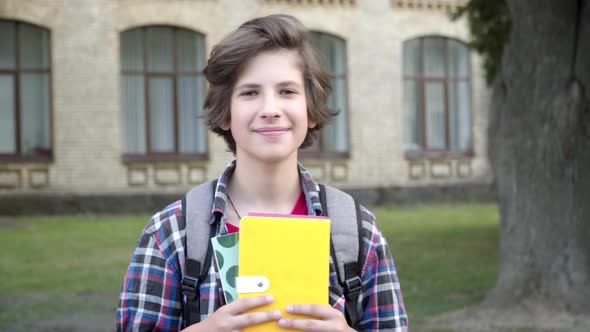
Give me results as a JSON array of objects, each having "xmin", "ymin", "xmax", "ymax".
[
  {"xmin": 280, "ymin": 89, "xmax": 298, "ymax": 95},
  {"xmin": 239, "ymin": 90, "xmax": 257, "ymax": 97}
]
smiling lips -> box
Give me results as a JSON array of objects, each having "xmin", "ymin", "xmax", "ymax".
[{"xmin": 253, "ymin": 127, "xmax": 290, "ymax": 136}]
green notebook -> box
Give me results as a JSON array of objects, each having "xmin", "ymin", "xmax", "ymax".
[{"xmin": 211, "ymin": 232, "xmax": 239, "ymax": 303}]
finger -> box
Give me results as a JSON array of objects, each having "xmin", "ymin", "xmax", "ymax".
[
  {"xmin": 278, "ymin": 317, "xmax": 325, "ymax": 331},
  {"xmin": 223, "ymin": 295, "xmax": 274, "ymax": 315},
  {"xmin": 232, "ymin": 310, "xmax": 282, "ymax": 329},
  {"xmin": 286, "ymin": 304, "xmax": 338, "ymax": 319}
]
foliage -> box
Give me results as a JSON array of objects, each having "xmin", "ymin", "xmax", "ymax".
[{"xmin": 450, "ymin": 0, "xmax": 512, "ymax": 85}]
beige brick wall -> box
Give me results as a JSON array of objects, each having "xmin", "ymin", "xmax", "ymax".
[{"xmin": 0, "ymin": 0, "xmax": 491, "ymax": 195}]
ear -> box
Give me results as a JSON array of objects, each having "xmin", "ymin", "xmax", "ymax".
[
  {"xmin": 220, "ymin": 121, "xmax": 231, "ymax": 131},
  {"xmin": 308, "ymin": 120, "xmax": 317, "ymax": 129}
]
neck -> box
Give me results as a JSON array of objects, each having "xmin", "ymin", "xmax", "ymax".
[{"xmin": 228, "ymin": 153, "xmax": 301, "ymax": 216}]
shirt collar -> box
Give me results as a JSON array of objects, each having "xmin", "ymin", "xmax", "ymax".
[{"xmin": 210, "ymin": 159, "xmax": 324, "ymax": 233}]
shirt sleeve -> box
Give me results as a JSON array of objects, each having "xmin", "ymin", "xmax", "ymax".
[
  {"xmin": 116, "ymin": 215, "xmax": 184, "ymax": 332},
  {"xmin": 356, "ymin": 207, "xmax": 408, "ymax": 332}
]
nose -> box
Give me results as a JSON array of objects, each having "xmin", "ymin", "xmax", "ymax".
[{"xmin": 259, "ymin": 94, "xmax": 281, "ymax": 121}]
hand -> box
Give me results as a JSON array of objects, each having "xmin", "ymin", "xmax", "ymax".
[
  {"xmin": 277, "ymin": 304, "xmax": 355, "ymax": 332},
  {"xmin": 183, "ymin": 295, "xmax": 281, "ymax": 332}
]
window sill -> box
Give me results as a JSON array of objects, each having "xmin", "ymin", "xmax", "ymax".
[
  {"xmin": 404, "ymin": 149, "xmax": 474, "ymax": 160},
  {"xmin": 122, "ymin": 153, "xmax": 208, "ymax": 163},
  {"xmin": 0, "ymin": 154, "xmax": 53, "ymax": 163},
  {"xmin": 299, "ymin": 151, "xmax": 350, "ymax": 160}
]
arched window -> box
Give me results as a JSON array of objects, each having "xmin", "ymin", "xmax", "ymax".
[
  {"xmin": 0, "ymin": 20, "xmax": 52, "ymax": 161},
  {"xmin": 403, "ymin": 36, "xmax": 472, "ymax": 156},
  {"xmin": 120, "ymin": 26, "xmax": 207, "ymax": 161},
  {"xmin": 306, "ymin": 31, "xmax": 349, "ymax": 158}
]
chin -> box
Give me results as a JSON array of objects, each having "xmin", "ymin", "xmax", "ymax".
[{"xmin": 252, "ymin": 148, "xmax": 298, "ymax": 164}]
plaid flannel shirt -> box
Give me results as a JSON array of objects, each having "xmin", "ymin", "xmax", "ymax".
[{"xmin": 117, "ymin": 160, "xmax": 408, "ymax": 331}]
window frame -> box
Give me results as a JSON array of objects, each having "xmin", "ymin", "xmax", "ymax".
[
  {"xmin": 0, "ymin": 20, "xmax": 53, "ymax": 163},
  {"xmin": 403, "ymin": 36, "xmax": 474, "ymax": 160},
  {"xmin": 300, "ymin": 31, "xmax": 350, "ymax": 160},
  {"xmin": 120, "ymin": 25, "xmax": 208, "ymax": 163}
]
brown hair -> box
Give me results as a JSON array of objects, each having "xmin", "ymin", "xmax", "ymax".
[{"xmin": 202, "ymin": 14, "xmax": 333, "ymax": 154}]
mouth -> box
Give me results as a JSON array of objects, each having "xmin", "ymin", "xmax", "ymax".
[{"xmin": 253, "ymin": 127, "xmax": 290, "ymax": 136}]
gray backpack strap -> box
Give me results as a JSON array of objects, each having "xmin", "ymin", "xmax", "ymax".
[
  {"xmin": 181, "ymin": 180, "xmax": 217, "ymax": 327},
  {"xmin": 319, "ymin": 184, "xmax": 363, "ymax": 328}
]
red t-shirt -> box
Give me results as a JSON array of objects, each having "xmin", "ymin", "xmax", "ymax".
[{"xmin": 226, "ymin": 190, "xmax": 307, "ymax": 234}]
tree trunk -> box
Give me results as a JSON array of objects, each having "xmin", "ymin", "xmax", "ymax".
[{"xmin": 486, "ymin": 0, "xmax": 590, "ymax": 313}]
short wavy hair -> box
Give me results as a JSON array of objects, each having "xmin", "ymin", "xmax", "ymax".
[{"xmin": 202, "ymin": 14, "xmax": 333, "ymax": 154}]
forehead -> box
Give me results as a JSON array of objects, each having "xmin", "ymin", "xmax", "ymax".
[{"xmin": 235, "ymin": 49, "xmax": 304, "ymax": 84}]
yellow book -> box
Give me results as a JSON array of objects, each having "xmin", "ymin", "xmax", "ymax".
[{"xmin": 237, "ymin": 213, "xmax": 331, "ymax": 332}]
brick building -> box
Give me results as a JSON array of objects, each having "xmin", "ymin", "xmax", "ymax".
[{"xmin": 0, "ymin": 0, "xmax": 493, "ymax": 212}]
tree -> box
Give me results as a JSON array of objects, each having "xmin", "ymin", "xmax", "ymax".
[
  {"xmin": 456, "ymin": 0, "xmax": 590, "ymax": 315},
  {"xmin": 450, "ymin": 0, "xmax": 511, "ymax": 85}
]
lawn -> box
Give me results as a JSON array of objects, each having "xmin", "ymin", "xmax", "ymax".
[
  {"xmin": 0, "ymin": 215, "xmax": 149, "ymax": 294},
  {"xmin": 0, "ymin": 204, "xmax": 500, "ymax": 331},
  {"xmin": 373, "ymin": 204, "xmax": 499, "ymax": 328}
]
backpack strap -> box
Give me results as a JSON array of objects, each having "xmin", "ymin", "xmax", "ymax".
[
  {"xmin": 318, "ymin": 184, "xmax": 363, "ymax": 328},
  {"xmin": 181, "ymin": 180, "xmax": 218, "ymax": 326}
]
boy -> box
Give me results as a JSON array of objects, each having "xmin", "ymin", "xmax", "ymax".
[{"xmin": 117, "ymin": 14, "xmax": 408, "ymax": 331}]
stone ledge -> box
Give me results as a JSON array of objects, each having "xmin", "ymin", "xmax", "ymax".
[
  {"xmin": 263, "ymin": 0, "xmax": 357, "ymax": 6},
  {"xmin": 0, "ymin": 182, "xmax": 496, "ymax": 215},
  {"xmin": 391, "ymin": 0, "xmax": 467, "ymax": 11},
  {"xmin": 347, "ymin": 182, "xmax": 496, "ymax": 206},
  {"xmin": 0, "ymin": 193, "xmax": 183, "ymax": 216}
]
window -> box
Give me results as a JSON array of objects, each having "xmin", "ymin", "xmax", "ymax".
[
  {"xmin": 403, "ymin": 37, "xmax": 472, "ymax": 157},
  {"xmin": 120, "ymin": 26, "xmax": 207, "ymax": 161},
  {"xmin": 306, "ymin": 31, "xmax": 349, "ymax": 158},
  {"xmin": 0, "ymin": 20, "xmax": 52, "ymax": 161}
]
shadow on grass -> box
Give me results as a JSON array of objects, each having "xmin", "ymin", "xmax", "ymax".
[{"xmin": 0, "ymin": 293, "xmax": 118, "ymax": 332}]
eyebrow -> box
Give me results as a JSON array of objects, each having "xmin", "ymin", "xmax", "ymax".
[{"xmin": 235, "ymin": 81, "xmax": 303, "ymax": 90}]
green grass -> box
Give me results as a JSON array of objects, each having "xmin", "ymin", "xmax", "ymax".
[
  {"xmin": 374, "ymin": 203, "xmax": 500, "ymax": 327},
  {"xmin": 0, "ymin": 215, "xmax": 148, "ymax": 293},
  {"xmin": 0, "ymin": 204, "xmax": 500, "ymax": 330}
]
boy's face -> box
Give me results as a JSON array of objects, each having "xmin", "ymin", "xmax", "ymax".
[{"xmin": 224, "ymin": 49, "xmax": 315, "ymax": 163}]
